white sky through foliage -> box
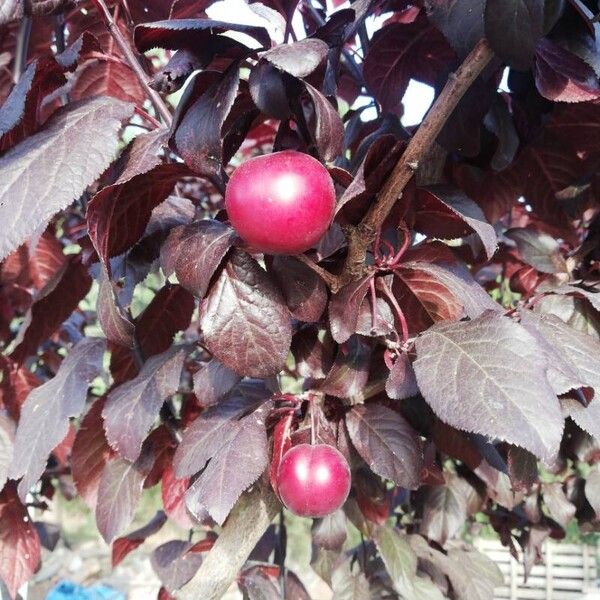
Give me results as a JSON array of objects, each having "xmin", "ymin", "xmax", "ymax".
[{"xmin": 207, "ymin": 0, "xmax": 435, "ymax": 125}]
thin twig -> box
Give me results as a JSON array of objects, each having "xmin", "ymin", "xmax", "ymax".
[
  {"xmin": 335, "ymin": 38, "xmax": 495, "ymax": 290},
  {"xmin": 13, "ymin": 16, "xmax": 32, "ymax": 82},
  {"xmin": 91, "ymin": 0, "xmax": 173, "ymax": 125}
]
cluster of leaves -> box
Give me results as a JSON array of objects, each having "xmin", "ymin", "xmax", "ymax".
[{"xmin": 2, "ymin": 0, "xmax": 600, "ymax": 598}]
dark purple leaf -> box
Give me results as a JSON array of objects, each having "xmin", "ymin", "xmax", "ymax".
[
  {"xmin": 506, "ymin": 228, "xmax": 568, "ymax": 275},
  {"xmin": 170, "ymin": 66, "xmax": 240, "ymax": 176},
  {"xmin": 103, "ymin": 348, "xmax": 185, "ymax": 462},
  {"xmin": 174, "ymin": 393, "xmax": 266, "ymax": 477},
  {"xmin": 9, "ymin": 338, "xmax": 105, "ymax": 499},
  {"xmin": 507, "ymin": 446, "xmax": 538, "ymax": 492},
  {"xmin": 193, "ymin": 359, "xmax": 241, "ymax": 407},
  {"xmin": 270, "ymin": 410, "xmax": 293, "ymax": 499},
  {"xmin": 134, "ymin": 18, "xmax": 271, "ymax": 53},
  {"xmin": 149, "ymin": 49, "xmax": 204, "ymax": 94},
  {"xmin": 445, "ymin": 547, "xmax": 503, "ymax": 598},
  {"xmin": 545, "ymin": 283, "xmax": 600, "ymax": 313},
  {"xmin": 304, "ymin": 82, "xmax": 344, "ymax": 161},
  {"xmin": 95, "ymin": 454, "xmax": 152, "ymax": 543},
  {"xmin": 331, "ymin": 557, "xmax": 371, "ymax": 600},
  {"xmin": 249, "ymin": 61, "xmax": 291, "ymax": 120},
  {"xmin": 415, "ymin": 185, "xmax": 497, "ymax": 260},
  {"xmin": 200, "ymin": 249, "xmax": 292, "ymax": 378},
  {"xmin": 70, "ymin": 58, "xmax": 146, "ymax": 106},
  {"xmin": 270, "ymin": 256, "xmax": 328, "ymax": 323},
  {"xmin": 424, "ymin": 0, "xmax": 485, "ymax": 59},
  {"xmin": 336, "ymin": 134, "xmax": 405, "ymax": 216},
  {"xmin": 484, "ymin": 0, "xmax": 544, "ymax": 69},
  {"xmin": 72, "ymin": 397, "xmax": 111, "ymax": 508},
  {"xmin": 535, "ymin": 37, "xmax": 600, "ymax": 102},
  {"xmin": 87, "ymin": 129, "xmax": 190, "ymax": 265},
  {"xmin": 363, "ymin": 17, "xmax": 455, "ymax": 114},
  {"xmin": 419, "ymin": 473, "xmax": 479, "ymax": 545},
  {"xmin": 414, "ymin": 312, "xmax": 564, "ymax": 463},
  {"xmin": 543, "ymin": 482, "xmax": 576, "ymax": 528},
  {"xmin": 112, "ymin": 511, "xmax": 168, "ymax": 567},
  {"xmin": 395, "ymin": 260, "xmax": 500, "ymax": 334},
  {"xmin": 355, "ymin": 294, "xmax": 395, "ymax": 338},
  {"xmin": 386, "ymin": 353, "xmax": 419, "ymax": 400},
  {"xmin": 511, "ymin": 131, "xmax": 582, "ymax": 238},
  {"xmin": 151, "ymin": 540, "xmax": 204, "ymax": 592},
  {"xmin": 285, "ymin": 571, "xmax": 311, "ymax": 599},
  {"xmin": 437, "ymin": 73, "xmax": 498, "ymax": 157},
  {"xmin": 11, "ymin": 256, "xmax": 92, "ymax": 364},
  {"xmin": 97, "ymin": 267, "xmax": 134, "ymax": 348},
  {"xmin": 291, "ymin": 326, "xmax": 335, "ymax": 379},
  {"xmin": 162, "ymin": 464, "xmax": 195, "ymax": 529},
  {"xmin": 518, "ymin": 310, "xmax": 594, "ymax": 398},
  {"xmin": 262, "ymin": 38, "xmax": 328, "ymax": 77},
  {"xmin": 518, "ymin": 310, "xmax": 600, "ymax": 437},
  {"xmin": 239, "ymin": 566, "xmax": 280, "ymax": 600},
  {"xmin": 160, "ymin": 219, "xmax": 236, "ymax": 299},
  {"xmin": 329, "ymin": 277, "xmax": 372, "ymax": 343},
  {"xmin": 33, "ymin": 522, "xmax": 60, "ymax": 552},
  {"xmin": 485, "ymin": 96, "xmax": 520, "ymax": 171},
  {"xmin": 319, "ymin": 335, "xmax": 371, "ymax": 399},
  {"xmin": 0, "ymin": 483, "xmax": 41, "ymax": 600},
  {"xmin": 0, "ymin": 33, "xmax": 101, "ymax": 150},
  {"xmin": 110, "ymin": 284, "xmax": 195, "ymax": 384},
  {"xmin": 372, "ymin": 526, "xmax": 418, "ymax": 598},
  {"xmin": 312, "ymin": 509, "xmax": 347, "ymax": 551},
  {"xmin": 346, "ymin": 403, "xmax": 423, "ymax": 489},
  {"xmin": 185, "ymin": 406, "xmax": 269, "ymax": 524},
  {"xmin": 0, "ymin": 97, "xmax": 133, "ymax": 262}
]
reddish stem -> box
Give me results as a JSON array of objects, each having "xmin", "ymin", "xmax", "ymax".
[
  {"xmin": 309, "ymin": 398, "xmax": 316, "ymax": 446},
  {"xmin": 387, "ymin": 223, "xmax": 412, "ymax": 267},
  {"xmin": 134, "ymin": 105, "xmax": 162, "ymax": 129},
  {"xmin": 369, "ymin": 276, "xmax": 379, "ymax": 332},
  {"xmin": 380, "ymin": 279, "xmax": 409, "ymax": 343}
]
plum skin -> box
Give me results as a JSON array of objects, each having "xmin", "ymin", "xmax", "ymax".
[
  {"xmin": 224, "ymin": 150, "xmax": 336, "ymax": 255},
  {"xmin": 276, "ymin": 443, "xmax": 351, "ymax": 518}
]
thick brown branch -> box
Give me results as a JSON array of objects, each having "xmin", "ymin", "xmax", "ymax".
[
  {"xmin": 92, "ymin": 0, "xmax": 173, "ymax": 126},
  {"xmin": 177, "ymin": 483, "xmax": 280, "ymax": 600},
  {"xmin": 336, "ymin": 38, "xmax": 495, "ymax": 288}
]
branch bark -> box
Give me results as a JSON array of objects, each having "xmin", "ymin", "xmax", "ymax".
[
  {"xmin": 91, "ymin": 0, "xmax": 173, "ymax": 126},
  {"xmin": 330, "ymin": 38, "xmax": 495, "ymax": 292},
  {"xmin": 176, "ymin": 483, "xmax": 280, "ymax": 600}
]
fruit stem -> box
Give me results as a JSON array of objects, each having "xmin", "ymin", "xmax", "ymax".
[{"xmin": 309, "ymin": 398, "xmax": 316, "ymax": 446}]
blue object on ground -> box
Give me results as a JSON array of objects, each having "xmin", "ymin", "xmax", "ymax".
[{"xmin": 46, "ymin": 580, "xmax": 125, "ymax": 600}]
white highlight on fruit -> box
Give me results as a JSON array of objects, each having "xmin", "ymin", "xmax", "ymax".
[
  {"xmin": 273, "ymin": 173, "xmax": 302, "ymax": 204},
  {"xmin": 315, "ymin": 465, "xmax": 331, "ymax": 485}
]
